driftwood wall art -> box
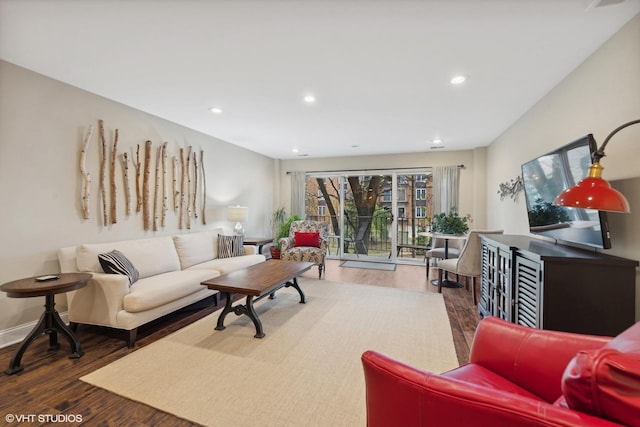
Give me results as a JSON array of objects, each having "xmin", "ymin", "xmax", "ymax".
[
  {"xmin": 121, "ymin": 152, "xmax": 131, "ymax": 215},
  {"xmin": 79, "ymin": 124, "xmax": 94, "ymax": 219},
  {"xmin": 77, "ymin": 120, "xmax": 208, "ymax": 230},
  {"xmin": 200, "ymin": 150, "xmax": 207, "ymax": 225},
  {"xmin": 98, "ymin": 120, "xmax": 108, "ymax": 226},
  {"xmin": 110, "ymin": 129, "xmax": 118, "ymax": 224}
]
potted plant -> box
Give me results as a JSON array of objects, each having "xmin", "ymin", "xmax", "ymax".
[
  {"xmin": 430, "ymin": 209, "xmax": 472, "ymax": 235},
  {"xmin": 269, "ymin": 210, "xmax": 300, "ymax": 259}
]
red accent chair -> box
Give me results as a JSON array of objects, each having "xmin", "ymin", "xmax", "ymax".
[{"xmin": 362, "ymin": 317, "xmax": 640, "ymax": 427}]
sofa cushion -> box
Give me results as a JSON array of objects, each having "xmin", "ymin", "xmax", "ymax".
[
  {"xmin": 186, "ymin": 254, "xmax": 266, "ymax": 275},
  {"xmin": 218, "ymin": 234, "xmax": 244, "ymax": 258},
  {"xmin": 98, "ymin": 250, "xmax": 140, "ymax": 285},
  {"xmin": 76, "ymin": 237, "xmax": 181, "ymax": 279},
  {"xmin": 122, "ymin": 270, "xmax": 220, "ymax": 313},
  {"xmin": 562, "ymin": 343, "xmax": 640, "ymax": 426},
  {"xmin": 294, "ymin": 231, "xmax": 320, "ymax": 248},
  {"xmin": 173, "ymin": 231, "xmax": 218, "ymax": 269}
]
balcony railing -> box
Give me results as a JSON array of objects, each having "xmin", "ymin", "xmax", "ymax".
[{"xmin": 306, "ymin": 215, "xmax": 430, "ymax": 258}]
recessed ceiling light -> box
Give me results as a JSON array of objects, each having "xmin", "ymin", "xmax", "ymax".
[
  {"xmin": 450, "ymin": 75, "xmax": 468, "ymax": 85},
  {"xmin": 303, "ymin": 95, "xmax": 316, "ymax": 104},
  {"xmin": 292, "ymin": 147, "xmax": 299, "ymax": 153},
  {"xmin": 209, "ymin": 107, "xmax": 223, "ymax": 114},
  {"xmin": 432, "ymin": 138, "xmax": 442, "ymax": 144}
]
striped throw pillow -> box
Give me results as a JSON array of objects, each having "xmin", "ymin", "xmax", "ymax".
[
  {"xmin": 218, "ymin": 235, "xmax": 244, "ymax": 258},
  {"xmin": 98, "ymin": 250, "xmax": 140, "ymax": 285}
]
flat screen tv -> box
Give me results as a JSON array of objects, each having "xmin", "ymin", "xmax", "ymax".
[{"xmin": 521, "ymin": 134, "xmax": 612, "ymax": 250}]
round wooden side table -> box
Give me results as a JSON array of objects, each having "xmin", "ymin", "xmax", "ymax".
[{"xmin": 1, "ymin": 272, "xmax": 92, "ymax": 375}]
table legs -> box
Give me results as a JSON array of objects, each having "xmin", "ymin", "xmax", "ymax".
[
  {"xmin": 214, "ymin": 278, "xmax": 306, "ymax": 339},
  {"xmin": 6, "ymin": 294, "xmax": 84, "ymax": 375},
  {"xmin": 430, "ymin": 239, "xmax": 463, "ymax": 289}
]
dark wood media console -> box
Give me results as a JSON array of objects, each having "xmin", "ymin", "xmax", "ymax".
[{"xmin": 479, "ymin": 234, "xmax": 638, "ymax": 337}]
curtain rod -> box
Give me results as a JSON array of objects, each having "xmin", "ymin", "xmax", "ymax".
[{"xmin": 286, "ymin": 164, "xmax": 464, "ymax": 174}]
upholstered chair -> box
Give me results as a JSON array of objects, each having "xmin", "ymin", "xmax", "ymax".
[
  {"xmin": 425, "ymin": 237, "xmax": 463, "ymax": 279},
  {"xmin": 362, "ymin": 316, "xmax": 640, "ymax": 427},
  {"xmin": 437, "ymin": 229, "xmax": 503, "ymax": 304},
  {"xmin": 279, "ymin": 220, "xmax": 330, "ymax": 279}
]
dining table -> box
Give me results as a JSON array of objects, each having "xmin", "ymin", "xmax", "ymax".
[{"xmin": 417, "ymin": 231, "xmax": 468, "ymax": 288}]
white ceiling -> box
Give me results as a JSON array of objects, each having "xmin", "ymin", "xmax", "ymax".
[{"xmin": 1, "ymin": 0, "xmax": 639, "ymax": 159}]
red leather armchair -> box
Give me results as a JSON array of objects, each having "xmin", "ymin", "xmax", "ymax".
[{"xmin": 362, "ymin": 317, "xmax": 640, "ymax": 427}]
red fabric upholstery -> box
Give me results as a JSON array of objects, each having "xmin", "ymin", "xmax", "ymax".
[
  {"xmin": 294, "ymin": 231, "xmax": 320, "ymax": 248},
  {"xmin": 361, "ymin": 317, "xmax": 640, "ymax": 427}
]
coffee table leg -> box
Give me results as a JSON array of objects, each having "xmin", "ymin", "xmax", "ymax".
[
  {"xmin": 245, "ymin": 296, "xmax": 265, "ymax": 339},
  {"xmin": 285, "ymin": 278, "xmax": 306, "ymax": 304},
  {"xmin": 215, "ymin": 292, "xmax": 234, "ymax": 331}
]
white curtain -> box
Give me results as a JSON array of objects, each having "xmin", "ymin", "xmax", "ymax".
[
  {"xmin": 290, "ymin": 171, "xmax": 306, "ymax": 218},
  {"xmin": 432, "ymin": 165, "xmax": 460, "ymax": 214}
]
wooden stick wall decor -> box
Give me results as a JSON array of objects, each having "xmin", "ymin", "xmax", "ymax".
[
  {"xmin": 79, "ymin": 124, "xmax": 94, "ymax": 219},
  {"xmin": 186, "ymin": 146, "xmax": 193, "ymax": 230},
  {"xmin": 161, "ymin": 142, "xmax": 168, "ymax": 227},
  {"xmin": 200, "ymin": 150, "xmax": 206, "ymax": 225},
  {"xmin": 179, "ymin": 148, "xmax": 186, "ymax": 229},
  {"xmin": 134, "ymin": 144, "xmax": 142, "ymax": 213},
  {"xmin": 98, "ymin": 120, "xmax": 108, "ymax": 226},
  {"xmin": 110, "ymin": 129, "xmax": 119, "ymax": 224},
  {"xmin": 121, "ymin": 152, "xmax": 131, "ymax": 216},
  {"xmin": 172, "ymin": 156, "xmax": 179, "ymax": 212},
  {"xmin": 192, "ymin": 151, "xmax": 198, "ymax": 221},
  {"xmin": 153, "ymin": 145, "xmax": 162, "ymax": 231},
  {"xmin": 142, "ymin": 140, "xmax": 152, "ymax": 230},
  {"xmin": 76, "ymin": 121, "xmax": 207, "ymax": 232}
]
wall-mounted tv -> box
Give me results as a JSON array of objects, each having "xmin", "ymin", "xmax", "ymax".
[{"xmin": 521, "ymin": 134, "xmax": 611, "ymax": 250}]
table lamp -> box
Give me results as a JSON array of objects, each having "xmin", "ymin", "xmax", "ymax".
[
  {"xmin": 554, "ymin": 119, "xmax": 639, "ymax": 213},
  {"xmin": 227, "ymin": 205, "xmax": 248, "ymax": 235}
]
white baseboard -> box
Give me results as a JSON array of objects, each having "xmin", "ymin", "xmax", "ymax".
[{"xmin": 0, "ymin": 312, "xmax": 69, "ymax": 349}]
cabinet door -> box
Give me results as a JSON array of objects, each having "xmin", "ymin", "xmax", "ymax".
[
  {"xmin": 494, "ymin": 246, "xmax": 512, "ymax": 321},
  {"xmin": 479, "ymin": 241, "xmax": 496, "ymax": 317},
  {"xmin": 513, "ymin": 253, "xmax": 542, "ymax": 328}
]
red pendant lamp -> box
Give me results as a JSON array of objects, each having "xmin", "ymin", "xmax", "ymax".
[{"xmin": 554, "ymin": 119, "xmax": 639, "ymax": 213}]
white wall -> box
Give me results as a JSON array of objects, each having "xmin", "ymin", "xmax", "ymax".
[
  {"xmin": 280, "ymin": 148, "xmax": 488, "ymax": 229},
  {"xmin": 486, "ymin": 14, "xmax": 640, "ymax": 316},
  {"xmin": 0, "ymin": 61, "xmax": 276, "ymax": 332}
]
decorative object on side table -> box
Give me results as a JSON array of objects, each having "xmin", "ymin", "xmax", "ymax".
[
  {"xmin": 227, "ymin": 205, "xmax": 248, "ymax": 235},
  {"xmin": 430, "ymin": 209, "xmax": 471, "ymax": 235},
  {"xmin": 1, "ymin": 272, "xmax": 92, "ymax": 374}
]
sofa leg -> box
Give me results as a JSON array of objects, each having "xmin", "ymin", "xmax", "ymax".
[
  {"xmin": 69, "ymin": 321, "xmax": 79, "ymax": 332},
  {"xmin": 472, "ymin": 276, "xmax": 478, "ymax": 306},
  {"xmin": 438, "ymin": 268, "xmax": 443, "ymax": 294},
  {"xmin": 318, "ymin": 263, "xmax": 324, "ymax": 279},
  {"xmin": 127, "ymin": 329, "xmax": 137, "ymax": 348}
]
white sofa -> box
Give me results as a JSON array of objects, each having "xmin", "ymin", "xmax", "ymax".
[{"xmin": 57, "ymin": 227, "xmax": 265, "ymax": 347}]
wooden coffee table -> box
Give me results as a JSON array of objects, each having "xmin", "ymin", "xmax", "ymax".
[{"xmin": 201, "ymin": 260, "xmax": 314, "ymax": 338}]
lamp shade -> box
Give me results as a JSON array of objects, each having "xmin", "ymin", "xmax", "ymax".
[
  {"xmin": 554, "ymin": 177, "xmax": 630, "ymax": 213},
  {"xmin": 554, "ymin": 119, "xmax": 638, "ymax": 214},
  {"xmin": 227, "ymin": 206, "xmax": 248, "ymax": 222}
]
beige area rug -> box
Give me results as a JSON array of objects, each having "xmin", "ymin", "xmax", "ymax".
[{"xmin": 81, "ymin": 279, "xmax": 459, "ymax": 427}]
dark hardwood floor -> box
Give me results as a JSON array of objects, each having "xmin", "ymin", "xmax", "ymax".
[{"xmin": 0, "ymin": 259, "xmax": 479, "ymax": 426}]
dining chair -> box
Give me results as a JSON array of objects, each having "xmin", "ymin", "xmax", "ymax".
[{"xmin": 436, "ymin": 229, "xmax": 504, "ymax": 304}]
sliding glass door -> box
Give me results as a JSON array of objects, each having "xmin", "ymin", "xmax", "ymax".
[{"xmin": 304, "ymin": 169, "xmax": 432, "ymax": 263}]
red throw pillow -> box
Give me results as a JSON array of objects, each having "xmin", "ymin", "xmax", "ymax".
[
  {"xmin": 294, "ymin": 232, "xmax": 320, "ymax": 248},
  {"xmin": 562, "ymin": 347, "xmax": 640, "ymax": 427}
]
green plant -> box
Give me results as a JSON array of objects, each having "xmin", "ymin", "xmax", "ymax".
[
  {"xmin": 430, "ymin": 209, "xmax": 471, "ymax": 235},
  {"xmin": 274, "ymin": 214, "xmax": 301, "ymax": 249},
  {"xmin": 528, "ymin": 198, "xmax": 571, "ymax": 226},
  {"xmin": 271, "ymin": 207, "xmax": 287, "ymax": 244}
]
